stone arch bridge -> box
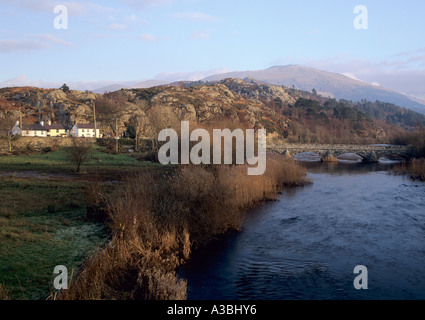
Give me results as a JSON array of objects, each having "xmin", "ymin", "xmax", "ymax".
[{"xmin": 267, "ymin": 143, "xmax": 413, "ymax": 163}]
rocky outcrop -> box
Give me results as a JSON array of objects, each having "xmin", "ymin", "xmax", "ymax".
[
  {"xmin": 124, "ymin": 83, "xmax": 291, "ymax": 137},
  {"xmin": 217, "ymin": 78, "xmax": 300, "ymax": 105},
  {"xmin": 0, "ymin": 87, "xmax": 99, "ymax": 129},
  {"xmin": 0, "ymin": 81, "xmax": 292, "ymax": 140}
]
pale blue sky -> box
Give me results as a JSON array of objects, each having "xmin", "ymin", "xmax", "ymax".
[{"xmin": 1, "ymin": 0, "xmax": 425, "ymax": 97}]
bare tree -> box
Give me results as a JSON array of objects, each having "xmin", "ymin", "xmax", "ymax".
[
  {"xmin": 0, "ymin": 111, "xmax": 16, "ymax": 152},
  {"xmin": 95, "ymin": 92, "xmax": 127, "ymax": 153},
  {"xmin": 131, "ymin": 113, "xmax": 147, "ymax": 152},
  {"xmin": 95, "ymin": 92, "xmax": 127, "ymax": 134},
  {"xmin": 68, "ymin": 138, "xmax": 92, "ymax": 173}
]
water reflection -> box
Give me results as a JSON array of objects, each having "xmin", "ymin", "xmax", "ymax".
[
  {"xmin": 299, "ymin": 160, "xmax": 398, "ymax": 175},
  {"xmin": 293, "ymin": 152, "xmax": 404, "ymax": 171}
]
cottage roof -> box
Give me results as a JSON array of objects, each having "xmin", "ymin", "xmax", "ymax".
[
  {"xmin": 75, "ymin": 123, "xmax": 95, "ymax": 129},
  {"xmin": 45, "ymin": 124, "xmax": 67, "ymax": 130},
  {"xmin": 22, "ymin": 124, "xmax": 47, "ymax": 131}
]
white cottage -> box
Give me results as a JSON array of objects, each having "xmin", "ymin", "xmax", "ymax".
[
  {"xmin": 20, "ymin": 123, "xmax": 48, "ymax": 137},
  {"xmin": 45, "ymin": 121, "xmax": 68, "ymax": 137},
  {"xmin": 12, "ymin": 121, "xmax": 21, "ymax": 136},
  {"xmin": 13, "ymin": 121, "xmax": 66, "ymax": 137},
  {"xmin": 70, "ymin": 123, "xmax": 100, "ymax": 138}
]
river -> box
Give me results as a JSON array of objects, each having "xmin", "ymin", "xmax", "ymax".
[{"xmin": 179, "ymin": 159, "xmax": 425, "ymax": 300}]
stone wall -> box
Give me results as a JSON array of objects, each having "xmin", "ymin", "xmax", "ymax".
[{"xmin": 0, "ymin": 136, "xmax": 95, "ymax": 153}]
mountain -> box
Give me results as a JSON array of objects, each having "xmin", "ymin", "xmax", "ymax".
[{"xmin": 203, "ymin": 65, "xmax": 425, "ymax": 115}]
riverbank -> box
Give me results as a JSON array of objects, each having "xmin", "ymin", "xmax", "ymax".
[
  {"xmin": 57, "ymin": 154, "xmax": 309, "ymax": 300},
  {"xmin": 393, "ymin": 159, "xmax": 425, "ymax": 181}
]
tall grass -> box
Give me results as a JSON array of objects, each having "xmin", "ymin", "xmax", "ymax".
[
  {"xmin": 391, "ymin": 130, "xmax": 425, "ymax": 180},
  {"xmin": 394, "ymin": 159, "xmax": 425, "ymax": 181},
  {"xmin": 58, "ymin": 155, "xmax": 307, "ymax": 300},
  {"xmin": 391, "ymin": 130, "xmax": 425, "ymax": 158},
  {"xmin": 0, "ymin": 283, "xmax": 10, "ymax": 300}
]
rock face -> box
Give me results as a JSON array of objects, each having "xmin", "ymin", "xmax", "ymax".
[
  {"xmin": 0, "ymin": 81, "xmax": 294, "ymax": 139},
  {"xmin": 216, "ymin": 78, "xmax": 299, "ymax": 105},
  {"xmin": 129, "ymin": 82, "xmax": 291, "ymax": 136},
  {"xmin": 0, "ymin": 87, "xmax": 99, "ymax": 129}
]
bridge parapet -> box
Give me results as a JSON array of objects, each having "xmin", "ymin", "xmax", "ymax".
[{"xmin": 267, "ymin": 143, "xmax": 413, "ymax": 163}]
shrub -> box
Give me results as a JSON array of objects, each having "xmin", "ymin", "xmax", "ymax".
[
  {"xmin": 391, "ymin": 130, "xmax": 425, "ymax": 158},
  {"xmin": 84, "ymin": 183, "xmax": 110, "ymax": 223},
  {"xmin": 41, "ymin": 147, "xmax": 53, "ymax": 154},
  {"xmin": 135, "ymin": 151, "xmax": 159, "ymax": 163},
  {"xmin": 60, "ymin": 84, "xmax": 70, "ymax": 93},
  {"xmin": 67, "ymin": 138, "xmax": 92, "ymax": 172}
]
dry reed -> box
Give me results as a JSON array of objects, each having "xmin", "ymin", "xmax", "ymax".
[
  {"xmin": 58, "ymin": 154, "xmax": 307, "ymax": 300},
  {"xmin": 394, "ymin": 159, "xmax": 425, "ymax": 181},
  {"xmin": 0, "ymin": 283, "xmax": 10, "ymax": 300}
]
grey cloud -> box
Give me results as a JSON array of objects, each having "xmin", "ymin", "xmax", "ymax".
[
  {"xmin": 0, "ymin": 39, "xmax": 49, "ymax": 52},
  {"xmin": 0, "ymin": 35, "xmax": 75, "ymax": 52}
]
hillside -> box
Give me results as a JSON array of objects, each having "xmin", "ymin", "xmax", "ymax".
[
  {"xmin": 213, "ymin": 78, "xmax": 425, "ymax": 144},
  {"xmin": 1, "ymin": 79, "xmax": 425, "ymax": 145},
  {"xmin": 0, "ymin": 82, "xmax": 291, "ymax": 140},
  {"xmin": 203, "ymin": 65, "xmax": 425, "ymax": 115}
]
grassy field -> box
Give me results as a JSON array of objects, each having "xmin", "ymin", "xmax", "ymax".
[
  {"xmin": 0, "ymin": 145, "xmax": 161, "ymax": 175},
  {"xmin": 0, "ymin": 177, "xmax": 108, "ymax": 299},
  {"xmin": 0, "ymin": 145, "xmax": 162, "ymax": 299}
]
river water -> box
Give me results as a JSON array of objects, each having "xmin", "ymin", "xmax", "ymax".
[{"xmin": 179, "ymin": 159, "xmax": 425, "ymax": 300}]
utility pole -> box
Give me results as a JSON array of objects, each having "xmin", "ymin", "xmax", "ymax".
[
  {"xmin": 19, "ymin": 112, "xmax": 23, "ymax": 134},
  {"xmin": 115, "ymin": 117, "xmax": 118, "ymax": 154},
  {"xmin": 93, "ymin": 100, "xmax": 97, "ymax": 138}
]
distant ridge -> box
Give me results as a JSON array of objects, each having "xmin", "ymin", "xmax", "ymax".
[
  {"xmin": 93, "ymin": 80, "xmax": 169, "ymax": 93},
  {"xmin": 203, "ymin": 65, "xmax": 425, "ymax": 115},
  {"xmin": 93, "ymin": 83, "xmax": 131, "ymax": 93}
]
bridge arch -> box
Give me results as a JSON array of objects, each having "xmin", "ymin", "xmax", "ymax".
[
  {"xmin": 336, "ymin": 153, "xmax": 364, "ymax": 162},
  {"xmin": 291, "ymin": 151, "xmax": 322, "ymax": 161},
  {"xmin": 274, "ymin": 144, "xmax": 413, "ymax": 163}
]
